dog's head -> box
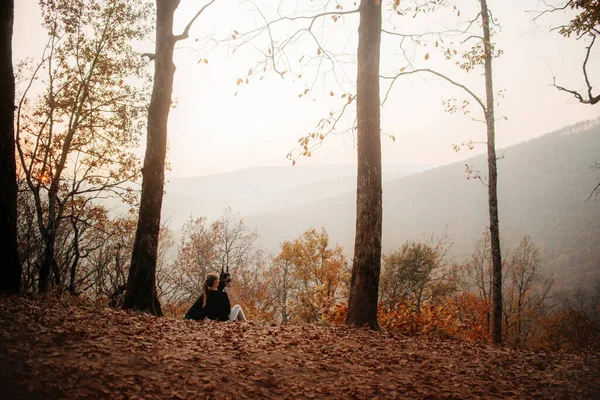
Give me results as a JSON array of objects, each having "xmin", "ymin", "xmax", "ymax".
[{"xmin": 218, "ymin": 272, "xmax": 232, "ymax": 291}]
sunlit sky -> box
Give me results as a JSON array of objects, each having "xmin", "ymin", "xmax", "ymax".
[{"xmin": 13, "ymin": 0, "xmax": 599, "ymax": 177}]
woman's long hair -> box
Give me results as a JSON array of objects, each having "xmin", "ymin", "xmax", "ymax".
[{"xmin": 202, "ymin": 273, "xmax": 219, "ymax": 307}]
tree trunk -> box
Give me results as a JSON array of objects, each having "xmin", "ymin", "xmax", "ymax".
[
  {"xmin": 39, "ymin": 205, "xmax": 60, "ymax": 293},
  {"xmin": 0, "ymin": 0, "xmax": 21, "ymax": 295},
  {"xmin": 68, "ymin": 220, "xmax": 80, "ymax": 295},
  {"xmin": 480, "ymin": 0, "xmax": 503, "ymax": 346},
  {"xmin": 123, "ymin": 0, "xmax": 181, "ymax": 316},
  {"xmin": 346, "ymin": 0, "xmax": 382, "ymax": 329}
]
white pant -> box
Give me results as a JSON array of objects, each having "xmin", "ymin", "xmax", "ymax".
[{"xmin": 228, "ymin": 304, "xmax": 247, "ymax": 322}]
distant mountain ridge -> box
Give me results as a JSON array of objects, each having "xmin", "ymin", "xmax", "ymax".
[
  {"xmin": 161, "ymin": 163, "xmax": 428, "ymax": 227},
  {"xmin": 242, "ymin": 119, "xmax": 600, "ymax": 289}
]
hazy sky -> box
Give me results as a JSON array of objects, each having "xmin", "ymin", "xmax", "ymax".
[{"xmin": 13, "ymin": 0, "xmax": 599, "ymax": 177}]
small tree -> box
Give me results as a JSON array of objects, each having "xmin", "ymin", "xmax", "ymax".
[
  {"xmin": 213, "ymin": 208, "xmax": 259, "ymax": 275},
  {"xmin": 157, "ymin": 209, "xmax": 259, "ymax": 306},
  {"xmin": 503, "ymin": 236, "xmax": 553, "ymax": 347},
  {"xmin": 269, "ymin": 251, "xmax": 296, "ymax": 323},
  {"xmin": 16, "ymin": 0, "xmax": 151, "ymax": 293},
  {"xmin": 275, "ymin": 228, "xmax": 348, "ymax": 323},
  {"xmin": 380, "ymin": 241, "xmax": 441, "ymax": 311}
]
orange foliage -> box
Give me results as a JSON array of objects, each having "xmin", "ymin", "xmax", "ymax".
[
  {"xmin": 275, "ymin": 228, "xmax": 348, "ymax": 323},
  {"xmin": 536, "ymin": 310, "xmax": 600, "ymax": 351},
  {"xmin": 324, "ymin": 296, "xmax": 488, "ymax": 342}
]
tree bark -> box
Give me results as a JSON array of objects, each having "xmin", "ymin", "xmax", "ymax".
[
  {"xmin": 39, "ymin": 229, "xmax": 57, "ymax": 293},
  {"xmin": 123, "ymin": 0, "xmax": 181, "ymax": 316},
  {"xmin": 480, "ymin": 0, "xmax": 503, "ymax": 346},
  {"xmin": 68, "ymin": 219, "xmax": 81, "ymax": 295},
  {"xmin": 0, "ymin": 0, "xmax": 21, "ymax": 295},
  {"xmin": 346, "ymin": 0, "xmax": 382, "ymax": 329}
]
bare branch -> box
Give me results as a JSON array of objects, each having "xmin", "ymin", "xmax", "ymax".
[
  {"xmin": 588, "ymin": 182, "xmax": 600, "ymax": 201},
  {"xmin": 528, "ymin": 1, "xmax": 572, "ymax": 23},
  {"xmin": 583, "ymin": 35, "xmax": 598, "ymax": 103},
  {"xmin": 552, "ymin": 37, "xmax": 600, "ymax": 106},
  {"xmin": 174, "ymin": 0, "xmax": 218, "ymax": 42},
  {"xmin": 141, "ymin": 52, "xmax": 155, "ymax": 61},
  {"xmin": 380, "ymin": 68, "xmax": 486, "ymax": 112},
  {"xmin": 460, "ymin": 35, "xmax": 483, "ymax": 44},
  {"xmin": 587, "ymin": 162, "xmax": 600, "ymax": 201}
]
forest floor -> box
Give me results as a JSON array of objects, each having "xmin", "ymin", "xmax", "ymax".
[{"xmin": 0, "ymin": 296, "xmax": 599, "ymax": 399}]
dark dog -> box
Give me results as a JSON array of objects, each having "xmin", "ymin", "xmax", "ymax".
[{"xmin": 218, "ymin": 272, "xmax": 232, "ymax": 292}]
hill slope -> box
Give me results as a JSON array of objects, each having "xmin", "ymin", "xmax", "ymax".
[
  {"xmin": 1, "ymin": 297, "xmax": 598, "ymax": 399},
  {"xmin": 244, "ymin": 120, "xmax": 600, "ymax": 288}
]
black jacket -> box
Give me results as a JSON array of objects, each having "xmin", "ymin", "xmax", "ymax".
[{"xmin": 185, "ymin": 290, "xmax": 231, "ymax": 321}]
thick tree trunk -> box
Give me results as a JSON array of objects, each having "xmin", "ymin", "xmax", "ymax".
[
  {"xmin": 346, "ymin": 0, "xmax": 382, "ymax": 329},
  {"xmin": 480, "ymin": 0, "xmax": 503, "ymax": 346},
  {"xmin": 123, "ymin": 0, "xmax": 180, "ymax": 316},
  {"xmin": 0, "ymin": 0, "xmax": 21, "ymax": 295}
]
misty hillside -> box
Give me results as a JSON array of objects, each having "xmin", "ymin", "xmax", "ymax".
[
  {"xmin": 243, "ymin": 120, "xmax": 600, "ymax": 289},
  {"xmin": 162, "ymin": 163, "xmax": 427, "ymax": 227}
]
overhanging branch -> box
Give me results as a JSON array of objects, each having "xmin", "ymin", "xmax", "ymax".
[
  {"xmin": 551, "ymin": 35, "xmax": 600, "ymax": 105},
  {"xmin": 380, "ymin": 68, "xmax": 486, "ymax": 112},
  {"xmin": 174, "ymin": 0, "xmax": 218, "ymax": 42}
]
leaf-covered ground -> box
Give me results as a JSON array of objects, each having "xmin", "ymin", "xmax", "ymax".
[{"xmin": 0, "ymin": 297, "xmax": 598, "ymax": 399}]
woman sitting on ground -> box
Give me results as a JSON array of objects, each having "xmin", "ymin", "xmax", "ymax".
[{"xmin": 184, "ymin": 272, "xmax": 247, "ymax": 322}]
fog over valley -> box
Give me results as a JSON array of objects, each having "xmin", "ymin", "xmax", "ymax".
[{"xmin": 161, "ymin": 119, "xmax": 600, "ymax": 290}]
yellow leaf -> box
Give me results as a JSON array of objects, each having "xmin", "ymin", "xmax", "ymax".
[
  {"xmin": 330, "ymin": 91, "xmax": 334, "ymax": 96},
  {"xmin": 425, "ymin": 53, "xmax": 430, "ymax": 60}
]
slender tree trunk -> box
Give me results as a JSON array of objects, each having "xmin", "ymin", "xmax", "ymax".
[
  {"xmin": 480, "ymin": 0, "xmax": 503, "ymax": 346},
  {"xmin": 282, "ymin": 260, "xmax": 289, "ymax": 324},
  {"xmin": 0, "ymin": 0, "xmax": 21, "ymax": 295},
  {"xmin": 68, "ymin": 220, "xmax": 80, "ymax": 295},
  {"xmin": 39, "ymin": 212, "xmax": 59, "ymax": 293},
  {"xmin": 123, "ymin": 0, "xmax": 180, "ymax": 316},
  {"xmin": 346, "ymin": 0, "xmax": 382, "ymax": 329}
]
